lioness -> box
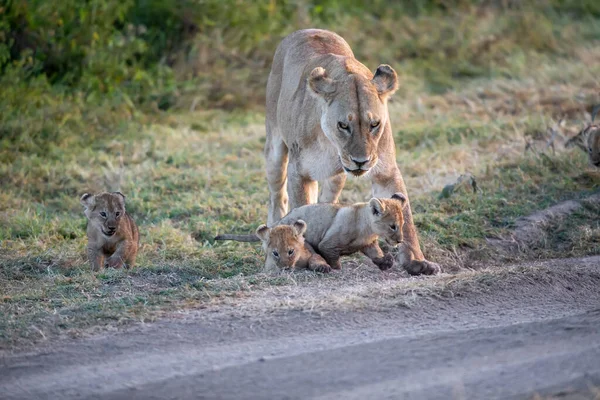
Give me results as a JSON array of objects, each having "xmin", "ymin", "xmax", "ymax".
[
  {"xmin": 254, "ymin": 220, "xmax": 332, "ymax": 273},
  {"xmin": 80, "ymin": 192, "xmax": 139, "ymax": 271},
  {"xmin": 216, "ymin": 194, "xmax": 410, "ymax": 272},
  {"xmin": 265, "ymin": 29, "xmax": 440, "ymax": 275}
]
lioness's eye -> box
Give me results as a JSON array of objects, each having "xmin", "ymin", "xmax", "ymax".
[
  {"xmin": 115, "ymin": 212, "xmax": 121, "ymax": 217},
  {"xmin": 100, "ymin": 212, "xmax": 107, "ymax": 218},
  {"xmin": 272, "ymin": 250, "xmax": 279, "ymax": 258},
  {"xmin": 338, "ymin": 121, "xmax": 349, "ymax": 131},
  {"xmin": 371, "ymin": 120, "xmax": 380, "ymax": 129},
  {"xmin": 288, "ymin": 249, "xmax": 295, "ymax": 256},
  {"xmin": 390, "ymin": 224, "xmax": 397, "ymax": 232}
]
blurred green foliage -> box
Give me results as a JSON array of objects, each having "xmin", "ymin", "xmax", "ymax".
[{"xmin": 1, "ymin": 0, "xmax": 599, "ymax": 154}]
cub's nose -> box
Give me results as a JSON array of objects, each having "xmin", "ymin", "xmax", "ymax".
[{"xmin": 351, "ymin": 157, "xmax": 370, "ymax": 168}]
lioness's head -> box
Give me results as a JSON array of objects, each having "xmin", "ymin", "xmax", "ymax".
[
  {"xmin": 256, "ymin": 220, "xmax": 307, "ymax": 270},
  {"xmin": 587, "ymin": 126, "xmax": 600, "ymax": 167},
  {"xmin": 308, "ymin": 64, "xmax": 398, "ymax": 177},
  {"xmin": 80, "ymin": 192, "xmax": 127, "ymax": 237},
  {"xmin": 368, "ymin": 193, "xmax": 407, "ymax": 246}
]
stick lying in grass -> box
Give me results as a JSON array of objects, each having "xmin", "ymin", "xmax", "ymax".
[
  {"xmin": 216, "ymin": 194, "xmax": 409, "ymax": 272},
  {"xmin": 566, "ymin": 104, "xmax": 600, "ymax": 168}
]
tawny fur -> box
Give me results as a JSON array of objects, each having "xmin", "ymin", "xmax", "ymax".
[
  {"xmin": 255, "ymin": 220, "xmax": 331, "ymax": 273},
  {"xmin": 80, "ymin": 192, "xmax": 140, "ymax": 271},
  {"xmin": 216, "ymin": 194, "xmax": 411, "ymax": 272},
  {"xmin": 566, "ymin": 124, "xmax": 600, "ymax": 168},
  {"xmin": 264, "ymin": 29, "xmax": 440, "ymax": 275}
]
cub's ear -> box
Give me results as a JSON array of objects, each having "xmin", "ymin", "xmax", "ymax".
[
  {"xmin": 308, "ymin": 67, "xmax": 336, "ymax": 99},
  {"xmin": 255, "ymin": 224, "xmax": 270, "ymax": 241},
  {"xmin": 112, "ymin": 191, "xmax": 126, "ymax": 203},
  {"xmin": 80, "ymin": 193, "xmax": 95, "ymax": 208},
  {"xmin": 292, "ymin": 220, "xmax": 307, "ymax": 236},
  {"xmin": 369, "ymin": 198, "xmax": 385, "ymax": 216},
  {"xmin": 391, "ymin": 192, "xmax": 407, "ymax": 209},
  {"xmin": 372, "ymin": 64, "xmax": 398, "ymax": 99}
]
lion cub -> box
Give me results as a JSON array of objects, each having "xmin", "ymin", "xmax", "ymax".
[
  {"xmin": 215, "ymin": 193, "xmax": 408, "ymax": 271},
  {"xmin": 255, "ymin": 220, "xmax": 332, "ymax": 273},
  {"xmin": 80, "ymin": 192, "xmax": 139, "ymax": 271},
  {"xmin": 566, "ymin": 105, "xmax": 600, "ymax": 168}
]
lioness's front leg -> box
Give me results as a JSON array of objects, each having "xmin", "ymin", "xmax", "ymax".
[
  {"xmin": 287, "ymin": 148, "xmax": 318, "ymax": 210},
  {"xmin": 371, "ymin": 146, "xmax": 441, "ymax": 275},
  {"xmin": 361, "ymin": 241, "xmax": 394, "ymax": 271},
  {"xmin": 319, "ymin": 173, "xmax": 346, "ymax": 203},
  {"xmin": 265, "ymin": 134, "xmax": 289, "ymax": 225}
]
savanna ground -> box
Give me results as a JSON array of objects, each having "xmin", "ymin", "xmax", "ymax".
[{"xmin": 1, "ymin": 1, "xmax": 600, "ymax": 351}]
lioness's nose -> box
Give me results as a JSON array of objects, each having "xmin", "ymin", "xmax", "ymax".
[{"xmin": 351, "ymin": 157, "xmax": 370, "ymax": 168}]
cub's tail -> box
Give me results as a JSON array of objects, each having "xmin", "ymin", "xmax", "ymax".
[{"xmin": 214, "ymin": 234, "xmax": 260, "ymax": 242}]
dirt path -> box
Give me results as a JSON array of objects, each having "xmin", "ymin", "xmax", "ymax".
[{"xmin": 1, "ymin": 255, "xmax": 600, "ymax": 399}]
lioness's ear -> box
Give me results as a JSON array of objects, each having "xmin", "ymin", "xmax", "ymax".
[
  {"xmin": 80, "ymin": 193, "xmax": 95, "ymax": 209},
  {"xmin": 391, "ymin": 192, "xmax": 407, "ymax": 209},
  {"xmin": 308, "ymin": 67, "xmax": 336, "ymax": 99},
  {"xmin": 372, "ymin": 64, "xmax": 398, "ymax": 99},
  {"xmin": 369, "ymin": 198, "xmax": 385, "ymax": 216},
  {"xmin": 255, "ymin": 224, "xmax": 270, "ymax": 242},
  {"xmin": 292, "ymin": 220, "xmax": 307, "ymax": 236}
]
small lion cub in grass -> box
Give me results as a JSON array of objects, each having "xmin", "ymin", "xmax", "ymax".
[
  {"xmin": 80, "ymin": 192, "xmax": 139, "ymax": 271},
  {"xmin": 255, "ymin": 220, "xmax": 332, "ymax": 273},
  {"xmin": 566, "ymin": 104, "xmax": 600, "ymax": 168}
]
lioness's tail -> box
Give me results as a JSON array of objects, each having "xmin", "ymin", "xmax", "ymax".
[{"xmin": 214, "ymin": 234, "xmax": 260, "ymax": 242}]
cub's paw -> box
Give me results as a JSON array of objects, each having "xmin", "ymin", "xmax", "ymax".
[
  {"xmin": 313, "ymin": 263, "xmax": 332, "ymax": 274},
  {"xmin": 405, "ymin": 260, "xmax": 441, "ymax": 276},
  {"xmin": 373, "ymin": 253, "xmax": 395, "ymax": 271},
  {"xmin": 104, "ymin": 257, "xmax": 124, "ymax": 269}
]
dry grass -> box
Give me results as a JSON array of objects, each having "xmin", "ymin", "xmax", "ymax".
[{"xmin": 1, "ymin": 38, "xmax": 600, "ymax": 347}]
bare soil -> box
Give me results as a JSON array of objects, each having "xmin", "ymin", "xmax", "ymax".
[{"xmin": 2, "ymin": 255, "xmax": 600, "ymax": 399}]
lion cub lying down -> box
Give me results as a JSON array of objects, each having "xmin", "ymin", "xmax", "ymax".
[
  {"xmin": 80, "ymin": 192, "xmax": 139, "ymax": 271},
  {"xmin": 215, "ymin": 193, "xmax": 408, "ymax": 272},
  {"xmin": 255, "ymin": 220, "xmax": 332, "ymax": 273}
]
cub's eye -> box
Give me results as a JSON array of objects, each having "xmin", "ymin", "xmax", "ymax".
[
  {"xmin": 288, "ymin": 249, "xmax": 295, "ymax": 256},
  {"xmin": 337, "ymin": 121, "xmax": 349, "ymax": 131},
  {"xmin": 115, "ymin": 211, "xmax": 121, "ymax": 217},
  {"xmin": 370, "ymin": 120, "xmax": 380, "ymax": 129},
  {"xmin": 272, "ymin": 250, "xmax": 279, "ymax": 258},
  {"xmin": 100, "ymin": 212, "xmax": 107, "ymax": 218},
  {"xmin": 390, "ymin": 224, "xmax": 397, "ymax": 232}
]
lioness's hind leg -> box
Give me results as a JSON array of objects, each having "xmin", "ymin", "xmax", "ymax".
[
  {"xmin": 265, "ymin": 134, "xmax": 289, "ymax": 225},
  {"xmin": 319, "ymin": 173, "xmax": 346, "ymax": 203}
]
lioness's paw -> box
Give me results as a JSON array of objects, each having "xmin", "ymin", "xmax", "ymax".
[
  {"xmin": 405, "ymin": 260, "xmax": 442, "ymax": 276},
  {"xmin": 373, "ymin": 253, "xmax": 395, "ymax": 271}
]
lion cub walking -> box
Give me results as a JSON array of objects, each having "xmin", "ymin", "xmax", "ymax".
[
  {"xmin": 215, "ymin": 193, "xmax": 408, "ymax": 272},
  {"xmin": 80, "ymin": 192, "xmax": 139, "ymax": 271}
]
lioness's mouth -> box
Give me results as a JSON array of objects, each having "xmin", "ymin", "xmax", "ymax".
[
  {"xmin": 102, "ymin": 230, "xmax": 116, "ymax": 237},
  {"xmin": 343, "ymin": 166, "xmax": 369, "ymax": 177}
]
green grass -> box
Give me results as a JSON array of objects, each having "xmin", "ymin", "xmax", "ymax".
[{"xmin": 2, "ymin": 5, "xmax": 600, "ymax": 348}]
